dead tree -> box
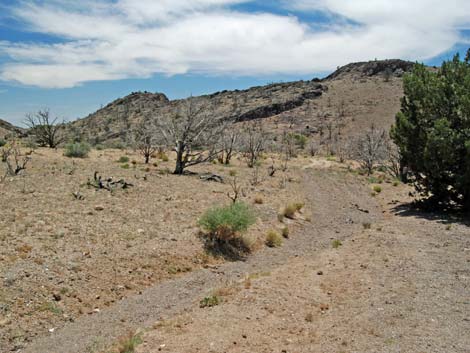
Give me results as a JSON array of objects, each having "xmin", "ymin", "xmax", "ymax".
[
  {"xmin": 385, "ymin": 140, "xmax": 405, "ymax": 181},
  {"xmin": 219, "ymin": 129, "xmax": 239, "ymax": 165},
  {"xmin": 157, "ymin": 97, "xmax": 226, "ymax": 175},
  {"xmin": 25, "ymin": 109, "xmax": 64, "ymax": 148},
  {"xmin": 241, "ymin": 121, "xmax": 266, "ymax": 168},
  {"xmin": 131, "ymin": 120, "xmax": 159, "ymax": 164},
  {"xmin": 352, "ymin": 124, "xmax": 387, "ymax": 175}
]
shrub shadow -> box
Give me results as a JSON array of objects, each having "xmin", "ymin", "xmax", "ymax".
[{"xmin": 199, "ymin": 234, "xmax": 250, "ymax": 262}]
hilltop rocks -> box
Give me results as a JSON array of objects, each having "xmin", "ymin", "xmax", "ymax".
[{"xmin": 325, "ymin": 59, "xmax": 415, "ymax": 81}]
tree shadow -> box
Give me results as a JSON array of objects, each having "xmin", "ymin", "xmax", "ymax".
[{"xmin": 391, "ymin": 201, "xmax": 470, "ymax": 227}]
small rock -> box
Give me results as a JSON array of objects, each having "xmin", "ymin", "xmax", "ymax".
[
  {"xmin": 52, "ymin": 293, "xmax": 61, "ymax": 301},
  {"xmin": 94, "ymin": 205, "xmax": 104, "ymax": 211},
  {"xmin": 317, "ymin": 271, "xmax": 323, "ymax": 275}
]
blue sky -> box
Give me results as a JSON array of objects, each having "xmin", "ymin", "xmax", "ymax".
[{"xmin": 1, "ymin": 0, "xmax": 469, "ymax": 126}]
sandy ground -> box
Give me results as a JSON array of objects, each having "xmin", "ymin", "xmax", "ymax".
[{"xmin": 0, "ymin": 148, "xmax": 305, "ymax": 352}]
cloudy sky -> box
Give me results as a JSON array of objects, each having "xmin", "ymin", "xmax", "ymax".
[{"xmin": 0, "ymin": 0, "xmax": 469, "ymax": 125}]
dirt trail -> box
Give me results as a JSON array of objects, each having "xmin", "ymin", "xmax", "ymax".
[
  {"xmin": 137, "ymin": 182, "xmax": 470, "ymax": 353},
  {"xmin": 22, "ymin": 168, "xmax": 380, "ymax": 353}
]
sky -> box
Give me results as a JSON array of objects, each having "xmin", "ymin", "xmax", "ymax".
[{"xmin": 0, "ymin": 1, "xmax": 470, "ymax": 126}]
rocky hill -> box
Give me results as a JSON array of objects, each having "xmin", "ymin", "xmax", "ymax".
[
  {"xmin": 0, "ymin": 119, "xmax": 25, "ymax": 139},
  {"xmin": 66, "ymin": 59, "xmax": 415, "ymax": 144}
]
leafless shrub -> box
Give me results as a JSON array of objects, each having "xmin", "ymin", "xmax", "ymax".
[
  {"xmin": 0, "ymin": 140, "xmax": 31, "ymax": 181},
  {"xmin": 130, "ymin": 119, "xmax": 159, "ymax": 164},
  {"xmin": 227, "ymin": 176, "xmax": 245, "ymax": 203},
  {"xmin": 267, "ymin": 158, "xmax": 278, "ymax": 177},
  {"xmin": 219, "ymin": 129, "xmax": 239, "ymax": 165},
  {"xmin": 385, "ymin": 139, "xmax": 404, "ymax": 180},
  {"xmin": 25, "ymin": 109, "xmax": 64, "ymax": 148},
  {"xmin": 352, "ymin": 124, "xmax": 387, "ymax": 174},
  {"xmin": 332, "ymin": 138, "xmax": 352, "ymax": 163},
  {"xmin": 156, "ymin": 97, "xmax": 227, "ymax": 174},
  {"xmin": 241, "ymin": 121, "xmax": 267, "ymax": 168},
  {"xmin": 250, "ymin": 164, "xmax": 265, "ymax": 186}
]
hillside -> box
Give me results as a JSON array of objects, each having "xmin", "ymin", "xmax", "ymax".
[
  {"xmin": 0, "ymin": 119, "xmax": 25, "ymax": 139},
  {"xmin": 67, "ymin": 59, "xmax": 414, "ymax": 144}
]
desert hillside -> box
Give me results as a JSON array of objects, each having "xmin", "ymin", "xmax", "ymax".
[
  {"xmin": 66, "ymin": 59, "xmax": 412, "ymax": 145},
  {"xmin": 0, "ymin": 119, "xmax": 25, "ymax": 139}
]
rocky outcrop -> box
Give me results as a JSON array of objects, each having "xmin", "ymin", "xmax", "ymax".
[
  {"xmin": 236, "ymin": 86, "xmax": 324, "ymax": 122},
  {"xmin": 325, "ymin": 59, "xmax": 415, "ymax": 81},
  {"xmin": 66, "ymin": 81, "xmax": 326, "ymax": 144}
]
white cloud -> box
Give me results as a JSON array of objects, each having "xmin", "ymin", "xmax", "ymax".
[{"xmin": 0, "ymin": 0, "xmax": 469, "ymax": 88}]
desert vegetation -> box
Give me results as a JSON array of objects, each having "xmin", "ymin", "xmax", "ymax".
[{"xmin": 1, "ymin": 56, "xmax": 469, "ymax": 353}]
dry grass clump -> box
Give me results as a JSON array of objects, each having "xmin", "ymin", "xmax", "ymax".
[
  {"xmin": 372, "ymin": 185, "xmax": 382, "ymax": 193},
  {"xmin": 266, "ymin": 230, "xmax": 283, "ymax": 247},
  {"xmin": 332, "ymin": 239, "xmax": 342, "ymax": 249},
  {"xmin": 362, "ymin": 222, "xmax": 372, "ymax": 230},
  {"xmin": 279, "ymin": 202, "xmax": 304, "ymax": 220},
  {"xmin": 281, "ymin": 226, "xmax": 289, "ymax": 238},
  {"xmin": 111, "ymin": 331, "xmax": 143, "ymax": 353},
  {"xmin": 254, "ymin": 195, "xmax": 264, "ymax": 204}
]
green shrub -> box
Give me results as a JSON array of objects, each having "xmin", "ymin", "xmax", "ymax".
[
  {"xmin": 266, "ymin": 230, "xmax": 283, "ymax": 247},
  {"xmin": 117, "ymin": 156, "xmax": 129, "ymax": 163},
  {"xmin": 64, "ymin": 142, "xmax": 91, "ymax": 158},
  {"xmin": 121, "ymin": 163, "xmax": 130, "ymax": 169},
  {"xmin": 293, "ymin": 133, "xmax": 308, "ymax": 149},
  {"xmin": 373, "ymin": 185, "xmax": 382, "ymax": 193},
  {"xmin": 200, "ymin": 295, "xmax": 220, "ymax": 308},
  {"xmin": 391, "ymin": 52, "xmax": 470, "ymax": 210},
  {"xmin": 198, "ymin": 202, "xmax": 256, "ymax": 241},
  {"xmin": 0, "ymin": 138, "xmax": 6, "ymax": 147},
  {"xmin": 332, "ymin": 239, "xmax": 342, "ymax": 249}
]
